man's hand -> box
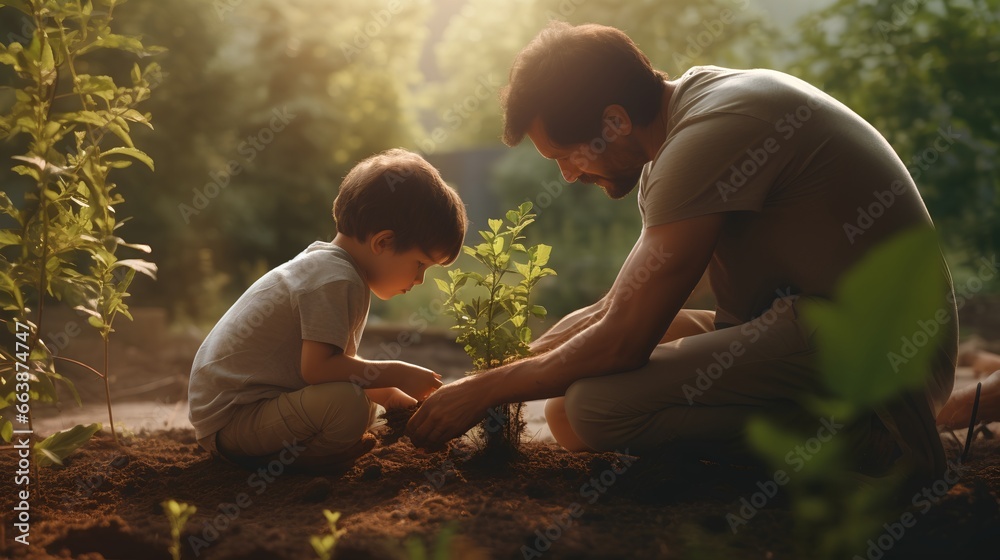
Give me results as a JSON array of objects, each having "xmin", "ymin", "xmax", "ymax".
[{"xmin": 406, "ymin": 374, "xmax": 492, "ymax": 449}]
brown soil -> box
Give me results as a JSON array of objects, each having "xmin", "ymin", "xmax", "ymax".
[
  {"xmin": 2, "ymin": 413, "xmax": 999, "ymax": 560},
  {"xmin": 7, "ymin": 315, "xmax": 1000, "ymax": 559}
]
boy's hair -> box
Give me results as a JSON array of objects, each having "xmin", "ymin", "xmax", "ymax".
[
  {"xmin": 333, "ymin": 148, "xmax": 467, "ymax": 264},
  {"xmin": 500, "ymin": 21, "xmax": 667, "ymax": 147}
]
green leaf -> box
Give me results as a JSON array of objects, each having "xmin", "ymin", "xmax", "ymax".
[
  {"xmin": 800, "ymin": 227, "xmax": 945, "ymax": 406},
  {"xmin": 531, "ymin": 244, "xmax": 552, "ymax": 267},
  {"xmin": 78, "ymin": 33, "xmax": 165, "ymax": 57},
  {"xmin": 506, "ymin": 209, "xmax": 519, "ymax": 224},
  {"xmin": 518, "ymin": 201, "xmax": 533, "ymax": 215},
  {"xmin": 513, "ymin": 261, "xmax": 531, "ymax": 278},
  {"xmin": 0, "ymin": 229, "xmax": 22, "ymax": 248},
  {"xmin": 40, "ymin": 40, "xmax": 54, "ymax": 74},
  {"xmin": 0, "ymin": 418, "xmax": 12, "ymax": 443},
  {"xmin": 492, "ymin": 236, "xmax": 504, "ymax": 255},
  {"xmin": 34, "ymin": 423, "xmax": 102, "ymax": 467},
  {"xmin": 102, "ymin": 147, "xmax": 154, "ymax": 171},
  {"xmin": 74, "ymin": 74, "xmax": 117, "ymax": 101},
  {"xmin": 488, "ymin": 218, "xmax": 503, "ymax": 233},
  {"xmin": 745, "ymin": 417, "xmax": 803, "ymax": 469},
  {"xmin": 111, "ymin": 258, "xmax": 157, "ymax": 279},
  {"xmin": 434, "ymin": 278, "xmax": 450, "ymax": 294}
]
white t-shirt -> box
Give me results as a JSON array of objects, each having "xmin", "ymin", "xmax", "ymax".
[{"xmin": 188, "ymin": 242, "xmax": 370, "ymax": 440}]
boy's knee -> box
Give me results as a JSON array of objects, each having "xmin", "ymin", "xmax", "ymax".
[{"xmin": 298, "ymin": 382, "xmax": 373, "ymax": 446}]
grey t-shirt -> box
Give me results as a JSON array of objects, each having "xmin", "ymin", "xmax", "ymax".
[
  {"xmin": 188, "ymin": 242, "xmax": 370, "ymax": 440},
  {"xmin": 638, "ymin": 65, "xmax": 956, "ymax": 414}
]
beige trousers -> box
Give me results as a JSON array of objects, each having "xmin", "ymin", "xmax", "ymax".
[
  {"xmin": 199, "ymin": 382, "xmax": 381, "ymax": 462},
  {"xmin": 562, "ymin": 294, "xmax": 951, "ymax": 480}
]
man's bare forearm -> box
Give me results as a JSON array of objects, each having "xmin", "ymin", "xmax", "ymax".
[
  {"xmin": 485, "ymin": 314, "xmax": 646, "ymax": 406},
  {"xmin": 529, "ymin": 296, "xmax": 609, "ymax": 354}
]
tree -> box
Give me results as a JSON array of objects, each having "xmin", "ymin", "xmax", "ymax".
[
  {"xmin": 791, "ymin": 0, "xmax": 1000, "ymax": 261},
  {"xmin": 7, "ymin": 0, "xmax": 436, "ymax": 324}
]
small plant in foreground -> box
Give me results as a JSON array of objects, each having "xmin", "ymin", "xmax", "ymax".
[
  {"xmin": 161, "ymin": 499, "xmax": 196, "ymax": 560},
  {"xmin": 310, "ymin": 509, "xmax": 347, "ymax": 560},
  {"xmin": 746, "ymin": 227, "xmax": 947, "ymax": 559},
  {"xmin": 436, "ymin": 202, "xmax": 556, "ymax": 456}
]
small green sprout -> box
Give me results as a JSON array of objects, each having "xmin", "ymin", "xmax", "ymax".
[
  {"xmin": 161, "ymin": 499, "xmax": 197, "ymax": 560},
  {"xmin": 310, "ymin": 510, "xmax": 347, "ymax": 560}
]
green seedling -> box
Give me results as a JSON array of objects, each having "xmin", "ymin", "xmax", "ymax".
[
  {"xmin": 437, "ymin": 202, "xmax": 556, "ymax": 455},
  {"xmin": 161, "ymin": 499, "xmax": 197, "ymax": 560},
  {"xmin": 310, "ymin": 509, "xmax": 347, "ymax": 560}
]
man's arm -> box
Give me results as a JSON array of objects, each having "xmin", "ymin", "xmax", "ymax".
[
  {"xmin": 529, "ymin": 296, "xmax": 609, "ymax": 354},
  {"xmin": 529, "ymin": 233, "xmax": 645, "ymax": 354},
  {"xmin": 407, "ymin": 212, "xmax": 725, "ymax": 447}
]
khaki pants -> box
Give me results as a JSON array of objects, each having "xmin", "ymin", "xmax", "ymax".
[
  {"xmin": 563, "ymin": 294, "xmax": 951, "ymax": 480},
  {"xmin": 199, "ymin": 382, "xmax": 381, "ymax": 462}
]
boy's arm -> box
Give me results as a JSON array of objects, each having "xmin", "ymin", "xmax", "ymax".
[
  {"xmin": 301, "ymin": 339, "xmax": 442, "ymax": 399},
  {"xmin": 365, "ymin": 387, "xmax": 418, "ymax": 408}
]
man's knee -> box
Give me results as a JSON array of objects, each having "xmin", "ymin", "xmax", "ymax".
[{"xmin": 563, "ymin": 381, "xmax": 620, "ymax": 451}]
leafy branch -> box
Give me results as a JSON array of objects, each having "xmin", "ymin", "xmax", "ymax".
[{"xmin": 0, "ymin": 0, "xmax": 162, "ymax": 455}]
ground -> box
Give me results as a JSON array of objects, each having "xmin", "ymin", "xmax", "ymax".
[{"xmin": 2, "ymin": 312, "xmax": 999, "ymax": 559}]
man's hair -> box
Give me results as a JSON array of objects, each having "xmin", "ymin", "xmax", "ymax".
[
  {"xmin": 500, "ymin": 21, "xmax": 667, "ymax": 147},
  {"xmin": 333, "ymin": 149, "xmax": 467, "ymax": 264}
]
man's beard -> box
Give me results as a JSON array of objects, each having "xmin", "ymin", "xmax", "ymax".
[{"xmin": 579, "ymin": 169, "xmax": 643, "ymax": 200}]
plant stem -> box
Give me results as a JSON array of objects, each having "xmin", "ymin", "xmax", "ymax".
[
  {"xmin": 103, "ymin": 336, "xmax": 118, "ymax": 445},
  {"xmin": 53, "ymin": 355, "xmax": 105, "ymax": 378}
]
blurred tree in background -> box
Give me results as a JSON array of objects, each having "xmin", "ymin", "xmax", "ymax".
[
  {"xmin": 3, "ymin": 0, "xmax": 431, "ymax": 324},
  {"xmin": 426, "ymin": 0, "xmax": 772, "ymax": 150},
  {"xmin": 2, "ymin": 0, "xmax": 995, "ymax": 327},
  {"xmin": 792, "ymin": 0, "xmax": 999, "ymax": 263}
]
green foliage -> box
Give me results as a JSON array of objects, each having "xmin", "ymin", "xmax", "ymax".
[
  {"xmin": 425, "ymin": 0, "xmax": 774, "ymax": 150},
  {"xmin": 804, "ymin": 229, "xmax": 946, "ymax": 407},
  {"xmin": 161, "ymin": 499, "xmax": 197, "ymax": 560},
  {"xmin": 792, "ymin": 0, "xmax": 1000, "ymax": 261},
  {"xmin": 402, "ymin": 523, "xmax": 457, "ymax": 560},
  {"xmin": 0, "ymin": 0, "xmax": 159, "ymax": 446},
  {"xmin": 79, "ymin": 0, "xmax": 434, "ymax": 326},
  {"xmin": 748, "ymin": 228, "xmax": 947, "ymax": 558},
  {"xmin": 310, "ymin": 509, "xmax": 346, "ymax": 560},
  {"xmin": 34, "ymin": 421, "xmax": 101, "ymax": 467},
  {"xmin": 437, "ymin": 202, "xmax": 555, "ymax": 453}
]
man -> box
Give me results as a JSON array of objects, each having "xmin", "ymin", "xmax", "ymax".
[{"xmin": 407, "ymin": 22, "xmax": 958, "ymax": 482}]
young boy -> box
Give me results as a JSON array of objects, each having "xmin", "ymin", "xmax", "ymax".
[{"xmin": 188, "ymin": 148, "xmax": 468, "ymax": 468}]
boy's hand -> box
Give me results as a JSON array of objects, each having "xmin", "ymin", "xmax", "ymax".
[
  {"xmin": 388, "ymin": 361, "xmax": 443, "ymax": 401},
  {"xmin": 365, "ymin": 387, "xmax": 418, "ymax": 409}
]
